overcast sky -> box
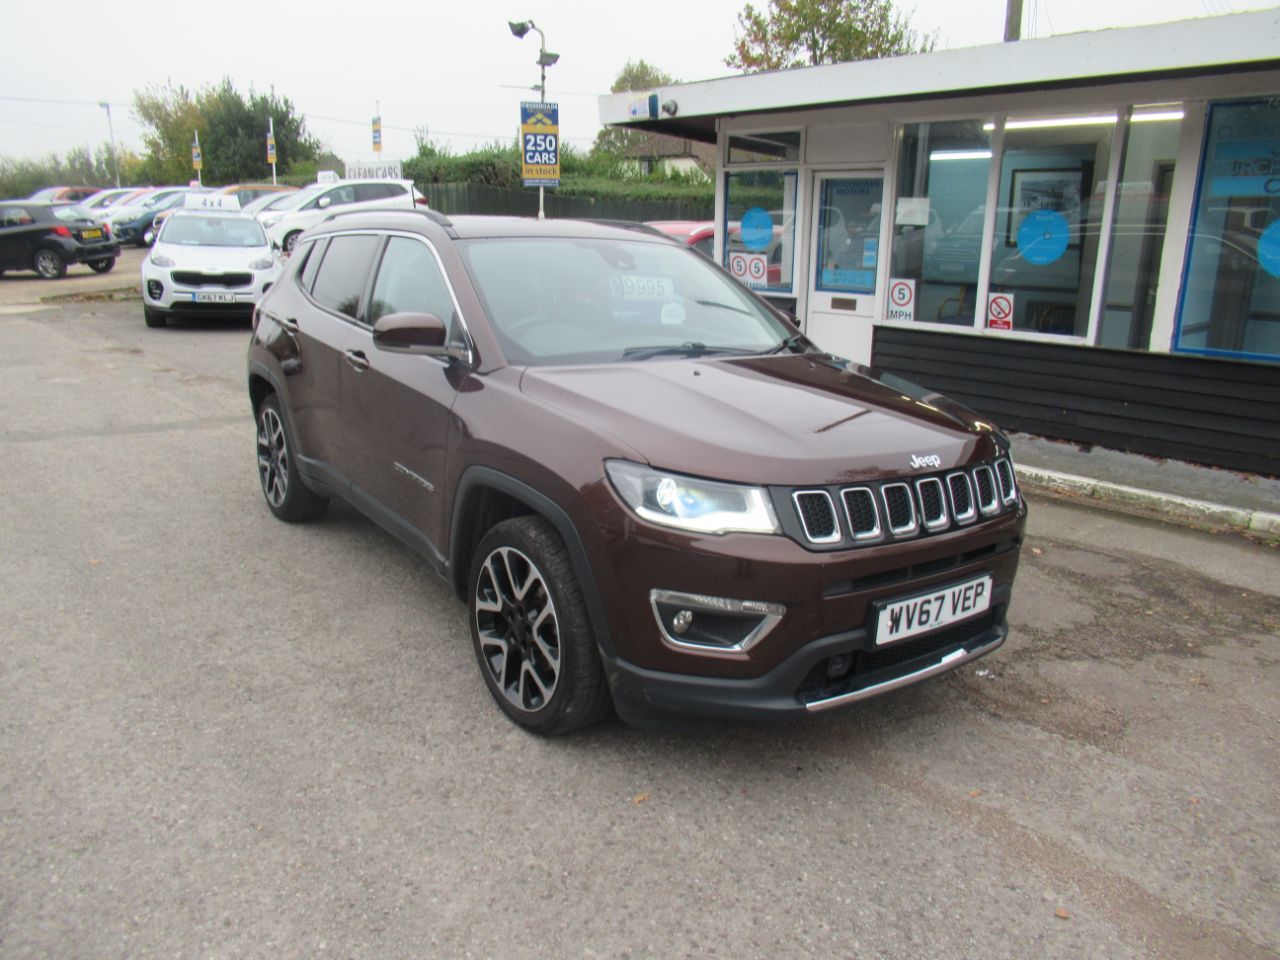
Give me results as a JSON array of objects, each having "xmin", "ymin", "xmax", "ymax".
[{"xmin": 0, "ymin": 0, "xmax": 1271, "ymax": 166}]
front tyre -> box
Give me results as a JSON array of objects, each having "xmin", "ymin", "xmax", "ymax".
[
  {"xmin": 143, "ymin": 306, "xmax": 167, "ymax": 328},
  {"xmin": 284, "ymin": 231, "xmax": 302, "ymax": 255},
  {"xmin": 255, "ymin": 393, "xmax": 328, "ymax": 522},
  {"xmin": 469, "ymin": 517, "xmax": 609, "ymax": 735}
]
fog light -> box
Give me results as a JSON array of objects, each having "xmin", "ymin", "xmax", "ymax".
[
  {"xmin": 826, "ymin": 653, "xmax": 852, "ymax": 679},
  {"xmin": 650, "ymin": 589, "xmax": 785, "ymax": 654},
  {"xmin": 146, "ymin": 280, "xmax": 163, "ymax": 300}
]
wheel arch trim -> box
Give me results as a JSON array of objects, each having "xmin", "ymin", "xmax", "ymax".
[{"xmin": 451, "ymin": 465, "xmax": 615, "ymax": 659}]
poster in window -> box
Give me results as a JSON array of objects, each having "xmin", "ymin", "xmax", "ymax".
[{"xmin": 1005, "ymin": 167, "xmax": 1089, "ymax": 247}]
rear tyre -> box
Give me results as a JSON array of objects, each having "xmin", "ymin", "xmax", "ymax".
[
  {"xmin": 255, "ymin": 393, "xmax": 328, "ymax": 523},
  {"xmin": 143, "ymin": 306, "xmax": 167, "ymax": 328},
  {"xmin": 88, "ymin": 258, "xmax": 115, "ymax": 274},
  {"xmin": 468, "ymin": 516, "xmax": 609, "ymax": 735},
  {"xmin": 33, "ymin": 249, "xmax": 66, "ymax": 280}
]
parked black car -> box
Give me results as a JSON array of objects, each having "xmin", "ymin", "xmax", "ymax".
[{"xmin": 0, "ymin": 202, "xmax": 120, "ymax": 279}]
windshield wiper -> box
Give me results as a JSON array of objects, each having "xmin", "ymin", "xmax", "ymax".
[
  {"xmin": 769, "ymin": 332, "xmax": 812, "ymax": 355},
  {"xmin": 622, "ymin": 342, "xmax": 754, "ymax": 361},
  {"xmin": 693, "ymin": 299, "xmax": 753, "ymax": 316}
]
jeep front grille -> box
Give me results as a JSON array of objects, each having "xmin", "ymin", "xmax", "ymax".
[{"xmin": 785, "ymin": 457, "xmax": 1020, "ymax": 549}]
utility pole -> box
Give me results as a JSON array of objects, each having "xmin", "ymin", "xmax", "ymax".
[
  {"xmin": 1004, "ymin": 0, "xmax": 1023, "ymax": 42},
  {"xmin": 509, "ymin": 19, "xmax": 559, "ymax": 220},
  {"xmin": 99, "ymin": 102, "xmax": 120, "ymax": 188}
]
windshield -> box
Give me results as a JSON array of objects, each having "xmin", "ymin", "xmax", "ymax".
[
  {"xmin": 159, "ymin": 215, "xmax": 267, "ymax": 247},
  {"xmin": 458, "ymin": 237, "xmax": 795, "ymax": 366}
]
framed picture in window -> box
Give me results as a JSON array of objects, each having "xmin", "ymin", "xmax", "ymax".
[{"xmin": 1005, "ymin": 167, "xmax": 1090, "ymax": 247}]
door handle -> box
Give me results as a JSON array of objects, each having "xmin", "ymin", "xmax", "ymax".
[
  {"xmin": 279, "ymin": 316, "xmax": 300, "ymax": 333},
  {"xmin": 345, "ymin": 349, "xmax": 370, "ymax": 372}
]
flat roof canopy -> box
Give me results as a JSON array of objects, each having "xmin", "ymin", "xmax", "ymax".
[{"xmin": 598, "ymin": 9, "xmax": 1280, "ymax": 144}]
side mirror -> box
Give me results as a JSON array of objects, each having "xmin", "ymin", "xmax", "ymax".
[
  {"xmin": 317, "ymin": 196, "xmax": 331, "ymax": 209},
  {"xmin": 373, "ymin": 312, "xmax": 469, "ymax": 362}
]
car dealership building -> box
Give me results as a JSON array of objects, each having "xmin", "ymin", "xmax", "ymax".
[{"xmin": 599, "ymin": 10, "xmax": 1280, "ymax": 475}]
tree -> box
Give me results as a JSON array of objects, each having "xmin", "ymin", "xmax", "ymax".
[
  {"xmin": 726, "ymin": 0, "xmax": 935, "ymax": 72},
  {"xmin": 592, "ymin": 60, "xmax": 675, "ymax": 157},
  {"xmin": 134, "ymin": 80, "xmax": 320, "ymax": 185}
]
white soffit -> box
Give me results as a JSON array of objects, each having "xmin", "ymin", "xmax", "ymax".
[{"xmin": 598, "ymin": 9, "xmax": 1280, "ymax": 127}]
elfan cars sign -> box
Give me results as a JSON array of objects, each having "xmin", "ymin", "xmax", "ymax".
[
  {"xmin": 346, "ymin": 161, "xmax": 403, "ymax": 180},
  {"xmin": 521, "ymin": 102, "xmax": 560, "ymax": 188}
]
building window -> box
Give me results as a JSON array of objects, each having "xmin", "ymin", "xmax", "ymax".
[
  {"xmin": 891, "ymin": 120, "xmax": 992, "ymax": 326},
  {"xmin": 1175, "ymin": 99, "xmax": 1280, "ymax": 362},
  {"xmin": 723, "ymin": 170, "xmax": 798, "ymax": 294},
  {"xmin": 1096, "ymin": 106, "xmax": 1184, "ymax": 349},
  {"xmin": 727, "ymin": 131, "xmax": 801, "ymax": 164},
  {"xmin": 986, "ymin": 114, "xmax": 1116, "ymax": 337}
]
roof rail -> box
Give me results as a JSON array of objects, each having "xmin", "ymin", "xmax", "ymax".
[
  {"xmin": 320, "ymin": 207, "xmax": 454, "ymax": 231},
  {"xmin": 578, "ymin": 218, "xmax": 668, "ymax": 238}
]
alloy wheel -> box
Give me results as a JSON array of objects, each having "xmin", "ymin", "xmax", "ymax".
[
  {"xmin": 474, "ymin": 546, "xmax": 561, "ymax": 712},
  {"xmin": 256, "ymin": 406, "xmax": 289, "ymax": 508},
  {"xmin": 34, "ymin": 251, "xmax": 62, "ymax": 279}
]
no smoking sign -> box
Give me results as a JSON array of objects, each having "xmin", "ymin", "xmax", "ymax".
[
  {"xmin": 986, "ymin": 292, "xmax": 1014, "ymax": 330},
  {"xmin": 887, "ymin": 278, "xmax": 915, "ymax": 321},
  {"xmin": 729, "ymin": 252, "xmax": 769, "ymax": 289}
]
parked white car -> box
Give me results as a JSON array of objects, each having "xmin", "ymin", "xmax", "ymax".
[
  {"xmin": 263, "ymin": 179, "xmax": 425, "ymax": 253},
  {"xmin": 141, "ymin": 201, "xmax": 281, "ymax": 329}
]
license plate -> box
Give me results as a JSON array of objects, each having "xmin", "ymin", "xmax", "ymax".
[
  {"xmin": 194, "ymin": 292, "xmax": 236, "ymax": 303},
  {"xmin": 875, "ymin": 574, "xmax": 992, "ymax": 646},
  {"xmin": 80, "ymin": 229, "xmax": 103, "ymax": 240}
]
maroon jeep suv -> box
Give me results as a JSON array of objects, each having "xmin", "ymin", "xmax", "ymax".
[{"xmin": 247, "ymin": 211, "xmax": 1025, "ymax": 734}]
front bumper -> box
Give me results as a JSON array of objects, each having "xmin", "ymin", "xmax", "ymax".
[
  {"xmin": 141, "ymin": 264, "xmax": 280, "ymax": 315},
  {"xmin": 605, "ymin": 594, "xmax": 1008, "ymax": 727},
  {"xmin": 583, "ymin": 481, "xmax": 1026, "ymax": 726}
]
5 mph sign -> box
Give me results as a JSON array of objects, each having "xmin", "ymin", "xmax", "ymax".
[
  {"xmin": 729, "ymin": 251, "xmax": 769, "ymax": 289},
  {"xmin": 887, "ymin": 278, "xmax": 915, "ymax": 322}
]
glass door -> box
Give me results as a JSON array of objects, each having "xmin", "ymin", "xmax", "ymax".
[{"xmin": 806, "ymin": 171, "xmax": 885, "ymax": 362}]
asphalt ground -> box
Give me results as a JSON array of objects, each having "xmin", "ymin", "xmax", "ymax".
[{"xmin": 1, "ymin": 299, "xmax": 1278, "ymax": 959}]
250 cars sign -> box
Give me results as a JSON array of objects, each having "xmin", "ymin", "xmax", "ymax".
[{"xmin": 520, "ymin": 102, "xmax": 560, "ymax": 188}]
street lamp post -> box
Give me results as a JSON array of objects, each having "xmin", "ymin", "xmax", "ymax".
[
  {"xmin": 98, "ymin": 101, "xmax": 120, "ymax": 188},
  {"xmin": 508, "ymin": 19, "xmax": 558, "ymax": 220}
]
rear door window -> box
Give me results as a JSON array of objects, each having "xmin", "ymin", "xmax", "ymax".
[{"xmin": 309, "ymin": 234, "xmax": 381, "ymax": 319}]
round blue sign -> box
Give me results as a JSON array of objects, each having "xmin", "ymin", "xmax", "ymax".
[
  {"xmin": 1016, "ymin": 209, "xmax": 1070, "ymax": 266},
  {"xmin": 739, "ymin": 207, "xmax": 774, "ymax": 252},
  {"xmin": 1258, "ymin": 219, "xmax": 1280, "ymax": 280}
]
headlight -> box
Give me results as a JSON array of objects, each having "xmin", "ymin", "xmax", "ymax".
[
  {"xmin": 605, "ymin": 460, "xmax": 779, "ymax": 535},
  {"xmin": 150, "ymin": 253, "xmax": 175, "ymax": 267},
  {"xmin": 249, "ymin": 257, "xmax": 274, "ymax": 270}
]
